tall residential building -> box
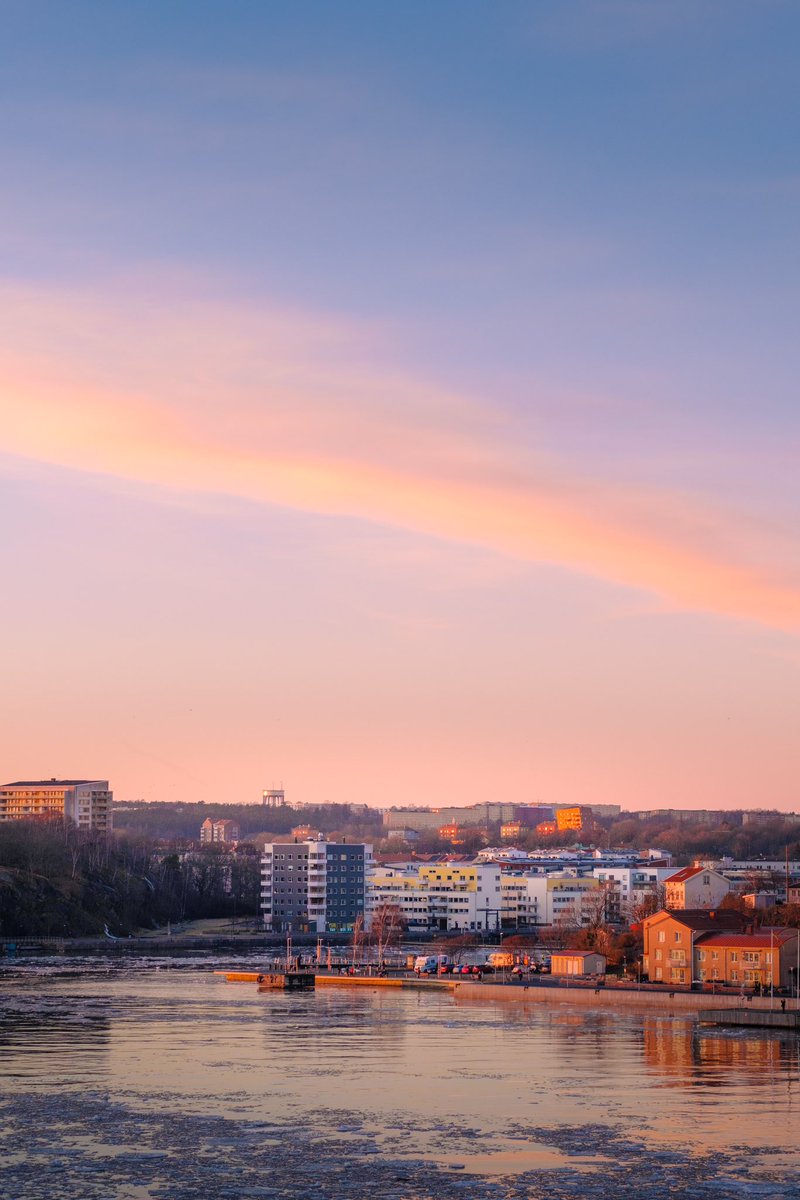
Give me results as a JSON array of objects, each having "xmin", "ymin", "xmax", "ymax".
[
  {"xmin": 200, "ymin": 818, "xmax": 240, "ymax": 844},
  {"xmin": 261, "ymin": 837, "xmax": 372, "ymax": 933},
  {"xmin": 0, "ymin": 779, "xmax": 113, "ymax": 832}
]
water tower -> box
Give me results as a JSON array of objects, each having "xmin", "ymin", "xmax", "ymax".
[{"xmin": 262, "ymin": 788, "xmax": 286, "ymax": 808}]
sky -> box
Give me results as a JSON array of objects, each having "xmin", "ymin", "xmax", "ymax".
[{"xmin": 2, "ymin": 1, "xmax": 799, "ymax": 812}]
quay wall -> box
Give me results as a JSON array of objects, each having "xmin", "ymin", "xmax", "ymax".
[
  {"xmin": 701, "ymin": 1008, "xmax": 800, "ymax": 1029},
  {"xmin": 449, "ymin": 980, "xmax": 797, "ymax": 1015}
]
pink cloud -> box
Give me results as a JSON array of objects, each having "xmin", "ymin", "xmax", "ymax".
[{"xmin": 2, "ymin": 276, "xmax": 799, "ymax": 631}]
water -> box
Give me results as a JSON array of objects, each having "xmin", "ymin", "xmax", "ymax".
[{"xmin": 1, "ymin": 955, "xmax": 799, "ymax": 1198}]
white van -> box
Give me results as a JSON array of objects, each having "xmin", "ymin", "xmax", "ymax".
[{"xmin": 413, "ymin": 954, "xmax": 450, "ymax": 975}]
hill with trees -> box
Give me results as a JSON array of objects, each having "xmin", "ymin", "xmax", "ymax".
[{"xmin": 0, "ymin": 820, "xmax": 260, "ymax": 938}]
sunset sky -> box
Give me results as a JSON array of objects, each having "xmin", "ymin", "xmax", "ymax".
[{"xmin": 2, "ymin": 2, "xmax": 799, "ymax": 811}]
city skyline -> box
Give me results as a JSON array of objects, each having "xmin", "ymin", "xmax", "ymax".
[{"xmin": 2, "ymin": 4, "xmax": 799, "ymax": 810}]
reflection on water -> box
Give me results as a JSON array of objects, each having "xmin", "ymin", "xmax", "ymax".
[
  {"xmin": 643, "ymin": 1018, "xmax": 800, "ymax": 1085},
  {"xmin": 1, "ymin": 957, "xmax": 799, "ymax": 1196}
]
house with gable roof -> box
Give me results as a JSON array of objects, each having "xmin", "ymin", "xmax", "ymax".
[{"xmin": 664, "ymin": 865, "xmax": 730, "ymax": 910}]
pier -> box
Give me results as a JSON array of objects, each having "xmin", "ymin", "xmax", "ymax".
[{"xmin": 700, "ymin": 1007, "xmax": 800, "ymax": 1031}]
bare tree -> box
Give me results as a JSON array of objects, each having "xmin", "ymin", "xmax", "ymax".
[
  {"xmin": 368, "ymin": 902, "xmax": 407, "ymax": 964},
  {"xmin": 433, "ymin": 931, "xmax": 481, "ymax": 963}
]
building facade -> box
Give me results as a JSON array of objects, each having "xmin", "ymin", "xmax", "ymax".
[
  {"xmin": 0, "ymin": 779, "xmax": 112, "ymax": 832},
  {"xmin": 551, "ymin": 950, "xmax": 607, "ymax": 976},
  {"xmin": 261, "ymin": 837, "xmax": 372, "ymax": 933},
  {"xmin": 695, "ymin": 929, "xmax": 799, "ymax": 990},
  {"xmin": 366, "ymin": 862, "xmax": 502, "ymax": 933},
  {"xmin": 592, "ymin": 866, "xmax": 673, "ymax": 922},
  {"xmin": 200, "ymin": 818, "xmax": 240, "ymax": 844},
  {"xmin": 500, "ymin": 872, "xmax": 603, "ymax": 927},
  {"xmin": 664, "ymin": 866, "xmax": 730, "ymax": 910},
  {"xmin": 642, "ymin": 909, "xmax": 747, "ymax": 985}
]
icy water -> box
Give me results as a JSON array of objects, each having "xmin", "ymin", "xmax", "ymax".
[{"xmin": 1, "ymin": 956, "xmax": 799, "ymax": 1199}]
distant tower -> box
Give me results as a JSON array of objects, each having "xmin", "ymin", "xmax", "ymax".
[{"xmin": 262, "ymin": 788, "xmax": 286, "ymax": 808}]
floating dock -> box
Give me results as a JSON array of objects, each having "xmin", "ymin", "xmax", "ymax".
[
  {"xmin": 257, "ymin": 972, "xmax": 315, "ymax": 990},
  {"xmin": 214, "ymin": 970, "xmax": 315, "ymax": 989}
]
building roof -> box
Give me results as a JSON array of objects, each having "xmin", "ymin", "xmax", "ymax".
[
  {"xmin": 553, "ymin": 949, "xmax": 605, "ymax": 958},
  {"xmin": 696, "ymin": 929, "xmax": 797, "ymax": 949},
  {"xmin": 647, "ymin": 909, "xmax": 748, "ymax": 932},
  {"xmin": 664, "ymin": 866, "xmax": 707, "ymax": 884},
  {"xmin": 4, "ymin": 779, "xmax": 100, "ymax": 787}
]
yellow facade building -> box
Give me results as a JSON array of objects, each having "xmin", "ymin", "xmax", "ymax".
[{"xmin": 0, "ymin": 779, "xmax": 112, "ymax": 833}]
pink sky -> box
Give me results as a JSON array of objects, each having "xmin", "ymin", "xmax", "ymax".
[
  {"xmin": 3, "ymin": 5, "xmax": 799, "ymax": 812},
  {"xmin": 3, "ymin": 278, "xmax": 799, "ymax": 812}
]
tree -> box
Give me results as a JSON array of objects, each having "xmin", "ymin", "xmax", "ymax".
[
  {"xmin": 368, "ymin": 902, "xmax": 407, "ymax": 963},
  {"xmin": 433, "ymin": 931, "xmax": 481, "ymax": 962},
  {"xmin": 628, "ymin": 885, "xmax": 666, "ymax": 925},
  {"xmin": 500, "ymin": 933, "xmax": 538, "ymax": 951}
]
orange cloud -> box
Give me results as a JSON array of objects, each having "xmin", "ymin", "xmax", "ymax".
[{"xmin": 2, "ymin": 277, "xmax": 799, "ymax": 630}]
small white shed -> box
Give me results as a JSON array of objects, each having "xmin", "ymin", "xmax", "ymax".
[{"xmin": 551, "ymin": 950, "xmax": 607, "ymax": 977}]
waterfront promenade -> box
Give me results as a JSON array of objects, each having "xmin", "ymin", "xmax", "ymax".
[{"xmin": 216, "ymin": 966, "xmax": 800, "ymax": 1018}]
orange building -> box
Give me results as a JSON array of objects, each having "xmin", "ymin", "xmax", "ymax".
[
  {"xmin": 643, "ymin": 909, "xmax": 746, "ymax": 985},
  {"xmin": 695, "ymin": 929, "xmax": 799, "ymax": 990},
  {"xmin": 536, "ymin": 820, "xmax": 558, "ymax": 836},
  {"xmin": 501, "ymin": 821, "xmax": 522, "ymax": 840},
  {"xmin": 556, "ymin": 807, "xmax": 583, "ymax": 832}
]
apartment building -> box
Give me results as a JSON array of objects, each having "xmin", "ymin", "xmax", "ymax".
[
  {"xmin": 261, "ymin": 837, "xmax": 372, "ymax": 933},
  {"xmin": 366, "ymin": 862, "xmax": 502, "ymax": 933},
  {"xmin": 500, "ymin": 872, "xmax": 603, "ymax": 927},
  {"xmin": 0, "ymin": 779, "xmax": 113, "ymax": 832},
  {"xmin": 199, "ymin": 818, "xmax": 240, "ymax": 844},
  {"xmin": 642, "ymin": 909, "xmax": 747, "ymax": 985},
  {"xmin": 592, "ymin": 866, "xmax": 673, "ymax": 921},
  {"xmin": 695, "ymin": 929, "xmax": 799, "ymax": 990}
]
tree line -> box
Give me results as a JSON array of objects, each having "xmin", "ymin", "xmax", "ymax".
[{"xmin": 0, "ymin": 820, "xmax": 261, "ymax": 938}]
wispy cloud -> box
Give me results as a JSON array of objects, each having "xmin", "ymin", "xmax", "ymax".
[{"xmin": 2, "ymin": 276, "xmax": 799, "ymax": 630}]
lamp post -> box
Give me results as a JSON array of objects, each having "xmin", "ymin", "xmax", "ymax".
[{"xmin": 770, "ymin": 927, "xmax": 775, "ymax": 1009}]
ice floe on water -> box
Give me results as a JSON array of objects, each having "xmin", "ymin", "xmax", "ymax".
[{"xmin": 1, "ymin": 958, "xmax": 799, "ymax": 1199}]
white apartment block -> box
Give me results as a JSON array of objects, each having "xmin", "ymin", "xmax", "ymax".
[
  {"xmin": 500, "ymin": 873, "xmax": 603, "ymax": 927},
  {"xmin": 0, "ymin": 779, "xmax": 113, "ymax": 832},
  {"xmin": 366, "ymin": 862, "xmax": 502, "ymax": 933},
  {"xmin": 592, "ymin": 866, "xmax": 674, "ymax": 920}
]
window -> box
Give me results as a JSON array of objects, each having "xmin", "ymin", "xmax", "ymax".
[{"xmin": 658, "ymin": 932, "xmax": 665, "ymax": 943}]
